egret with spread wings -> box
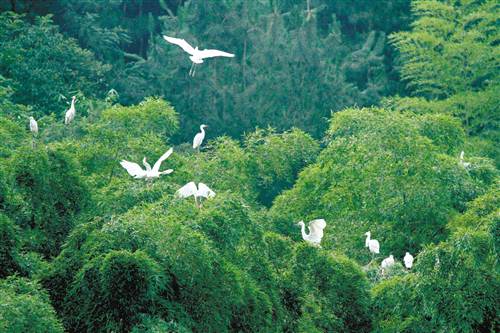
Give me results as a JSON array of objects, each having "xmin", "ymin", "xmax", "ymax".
[
  {"xmin": 163, "ymin": 36, "xmax": 235, "ymax": 76},
  {"xmin": 297, "ymin": 219, "xmax": 327, "ymax": 247},
  {"xmin": 176, "ymin": 181, "xmax": 216, "ymax": 208},
  {"xmin": 120, "ymin": 148, "xmax": 174, "ymax": 180}
]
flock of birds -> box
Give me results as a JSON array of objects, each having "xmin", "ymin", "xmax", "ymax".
[
  {"xmin": 27, "ymin": 34, "xmax": 475, "ymax": 273},
  {"xmin": 298, "ymin": 220, "xmax": 414, "ymax": 272}
]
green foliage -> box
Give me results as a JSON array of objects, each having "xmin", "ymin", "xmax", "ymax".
[
  {"xmin": 289, "ymin": 245, "xmax": 371, "ymax": 332},
  {"xmin": 0, "ymin": 213, "xmax": 20, "ymax": 278},
  {"xmin": 59, "ymin": 97, "xmax": 179, "ymax": 188},
  {"xmin": 271, "ymin": 107, "xmax": 476, "ymax": 260},
  {"xmin": 390, "ymin": 0, "xmax": 499, "ymax": 98},
  {"xmin": 132, "ymin": 316, "xmax": 192, "ymax": 333},
  {"xmin": 0, "ymin": 276, "xmax": 64, "ymax": 332},
  {"xmin": 448, "ymin": 185, "xmax": 500, "ymax": 250},
  {"xmin": 245, "ymin": 128, "xmax": 320, "ymax": 206},
  {"xmin": 2, "ymin": 145, "xmax": 90, "ymax": 257},
  {"xmin": 417, "ymin": 113, "xmax": 464, "ymax": 154},
  {"xmin": 0, "ymin": 1, "xmax": 498, "ymax": 332},
  {"xmin": 383, "ymin": 85, "xmax": 500, "ymax": 165},
  {"xmin": 0, "ymin": 115, "xmax": 28, "ymax": 159},
  {"xmin": 372, "ymin": 230, "xmax": 499, "ymax": 332},
  {"xmin": 65, "ymin": 250, "xmax": 168, "ymax": 332},
  {"xmin": 0, "ymin": 12, "xmax": 108, "ymax": 117}
]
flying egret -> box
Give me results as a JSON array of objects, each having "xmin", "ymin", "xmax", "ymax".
[
  {"xmin": 404, "ymin": 252, "xmax": 414, "ymax": 269},
  {"xmin": 381, "ymin": 254, "xmax": 395, "ymax": 274},
  {"xmin": 459, "ymin": 151, "xmax": 471, "ymax": 168},
  {"xmin": 29, "ymin": 116, "xmax": 38, "ymax": 134},
  {"xmin": 120, "ymin": 148, "xmax": 174, "ymax": 180},
  {"xmin": 297, "ymin": 219, "xmax": 326, "ymax": 247},
  {"xmin": 176, "ymin": 181, "xmax": 216, "ymax": 207},
  {"xmin": 364, "ymin": 231, "xmax": 380, "ymax": 256},
  {"xmin": 163, "ymin": 36, "xmax": 235, "ymax": 76},
  {"xmin": 193, "ymin": 124, "xmax": 208, "ymax": 151},
  {"xmin": 65, "ymin": 96, "xmax": 77, "ymax": 125}
]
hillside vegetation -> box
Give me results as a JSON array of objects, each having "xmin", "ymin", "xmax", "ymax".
[{"xmin": 0, "ymin": 0, "xmax": 498, "ymax": 332}]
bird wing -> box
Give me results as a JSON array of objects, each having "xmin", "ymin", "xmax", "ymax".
[
  {"xmin": 381, "ymin": 258, "xmax": 388, "ymax": 268},
  {"xmin": 152, "ymin": 148, "xmax": 173, "ymax": 172},
  {"xmin": 197, "ymin": 49, "xmax": 235, "ymax": 59},
  {"xmin": 30, "ymin": 119, "xmax": 38, "ymax": 132},
  {"xmin": 371, "ymin": 240, "xmax": 380, "ymax": 254},
  {"xmin": 197, "ymin": 182, "xmax": 216, "ymax": 198},
  {"xmin": 176, "ymin": 182, "xmax": 198, "ymax": 198},
  {"xmin": 192, "ymin": 132, "xmax": 204, "ymax": 149},
  {"xmin": 308, "ymin": 219, "xmax": 326, "ymax": 239},
  {"xmin": 120, "ymin": 160, "xmax": 146, "ymax": 178},
  {"xmin": 163, "ymin": 36, "xmax": 196, "ymax": 55},
  {"xmin": 143, "ymin": 158, "xmax": 152, "ymax": 172}
]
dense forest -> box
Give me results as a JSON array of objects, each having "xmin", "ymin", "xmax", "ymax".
[{"xmin": 0, "ymin": 0, "xmax": 498, "ymax": 332}]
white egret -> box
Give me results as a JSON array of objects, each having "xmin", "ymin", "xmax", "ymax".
[
  {"xmin": 381, "ymin": 254, "xmax": 395, "ymax": 274},
  {"xmin": 176, "ymin": 181, "xmax": 216, "ymax": 207},
  {"xmin": 120, "ymin": 148, "xmax": 174, "ymax": 180},
  {"xmin": 193, "ymin": 124, "xmax": 208, "ymax": 151},
  {"xmin": 163, "ymin": 36, "xmax": 235, "ymax": 76},
  {"xmin": 404, "ymin": 252, "xmax": 414, "ymax": 269},
  {"xmin": 297, "ymin": 219, "xmax": 326, "ymax": 247},
  {"xmin": 29, "ymin": 116, "xmax": 38, "ymax": 134},
  {"xmin": 459, "ymin": 151, "xmax": 471, "ymax": 168},
  {"xmin": 65, "ymin": 96, "xmax": 77, "ymax": 125},
  {"xmin": 364, "ymin": 231, "xmax": 380, "ymax": 260}
]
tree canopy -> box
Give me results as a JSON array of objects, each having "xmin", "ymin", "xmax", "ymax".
[{"xmin": 0, "ymin": 0, "xmax": 498, "ymax": 332}]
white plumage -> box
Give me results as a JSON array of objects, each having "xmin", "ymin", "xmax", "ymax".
[
  {"xmin": 404, "ymin": 252, "xmax": 414, "ymax": 269},
  {"xmin": 193, "ymin": 124, "xmax": 208, "ymax": 150},
  {"xmin": 176, "ymin": 182, "xmax": 216, "ymax": 199},
  {"xmin": 381, "ymin": 254, "xmax": 395, "ymax": 272},
  {"xmin": 297, "ymin": 219, "xmax": 327, "ymax": 246},
  {"xmin": 459, "ymin": 151, "xmax": 471, "ymax": 168},
  {"xmin": 120, "ymin": 148, "xmax": 174, "ymax": 180},
  {"xmin": 364, "ymin": 231, "xmax": 380, "ymax": 255},
  {"xmin": 29, "ymin": 116, "xmax": 38, "ymax": 134},
  {"xmin": 176, "ymin": 181, "xmax": 215, "ymax": 207},
  {"xmin": 163, "ymin": 36, "xmax": 235, "ymax": 76},
  {"xmin": 65, "ymin": 96, "xmax": 76, "ymax": 125}
]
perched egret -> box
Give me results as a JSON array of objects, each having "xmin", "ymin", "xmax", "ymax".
[
  {"xmin": 364, "ymin": 231, "xmax": 380, "ymax": 260},
  {"xmin": 297, "ymin": 219, "xmax": 326, "ymax": 247},
  {"xmin": 404, "ymin": 252, "xmax": 414, "ymax": 269},
  {"xmin": 163, "ymin": 36, "xmax": 235, "ymax": 76},
  {"xmin": 120, "ymin": 148, "xmax": 174, "ymax": 180},
  {"xmin": 459, "ymin": 151, "xmax": 471, "ymax": 168},
  {"xmin": 193, "ymin": 124, "xmax": 208, "ymax": 151},
  {"xmin": 381, "ymin": 254, "xmax": 395, "ymax": 273},
  {"xmin": 65, "ymin": 96, "xmax": 77, "ymax": 125},
  {"xmin": 29, "ymin": 116, "xmax": 38, "ymax": 134},
  {"xmin": 176, "ymin": 181, "xmax": 215, "ymax": 207}
]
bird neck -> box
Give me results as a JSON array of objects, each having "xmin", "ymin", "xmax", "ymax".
[
  {"xmin": 200, "ymin": 126, "xmax": 205, "ymax": 134},
  {"xmin": 365, "ymin": 234, "xmax": 370, "ymax": 247},
  {"xmin": 300, "ymin": 223, "xmax": 308, "ymax": 239}
]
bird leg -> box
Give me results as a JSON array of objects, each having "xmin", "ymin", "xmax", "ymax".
[{"xmin": 189, "ymin": 63, "xmax": 195, "ymax": 76}]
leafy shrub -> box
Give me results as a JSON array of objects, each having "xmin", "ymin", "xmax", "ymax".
[
  {"xmin": 289, "ymin": 245, "xmax": 371, "ymax": 332},
  {"xmin": 372, "ymin": 230, "xmax": 499, "ymax": 332},
  {"xmin": 0, "ymin": 12, "xmax": 108, "ymax": 117},
  {"xmin": 64, "ymin": 250, "xmax": 168, "ymax": 332},
  {"xmin": 270, "ymin": 108, "xmax": 474, "ymax": 260},
  {"xmin": 0, "ymin": 213, "xmax": 19, "ymax": 278},
  {"xmin": 0, "ymin": 276, "xmax": 64, "ymax": 332},
  {"xmin": 4, "ymin": 145, "xmax": 90, "ymax": 257},
  {"xmin": 245, "ymin": 128, "xmax": 320, "ymax": 206}
]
